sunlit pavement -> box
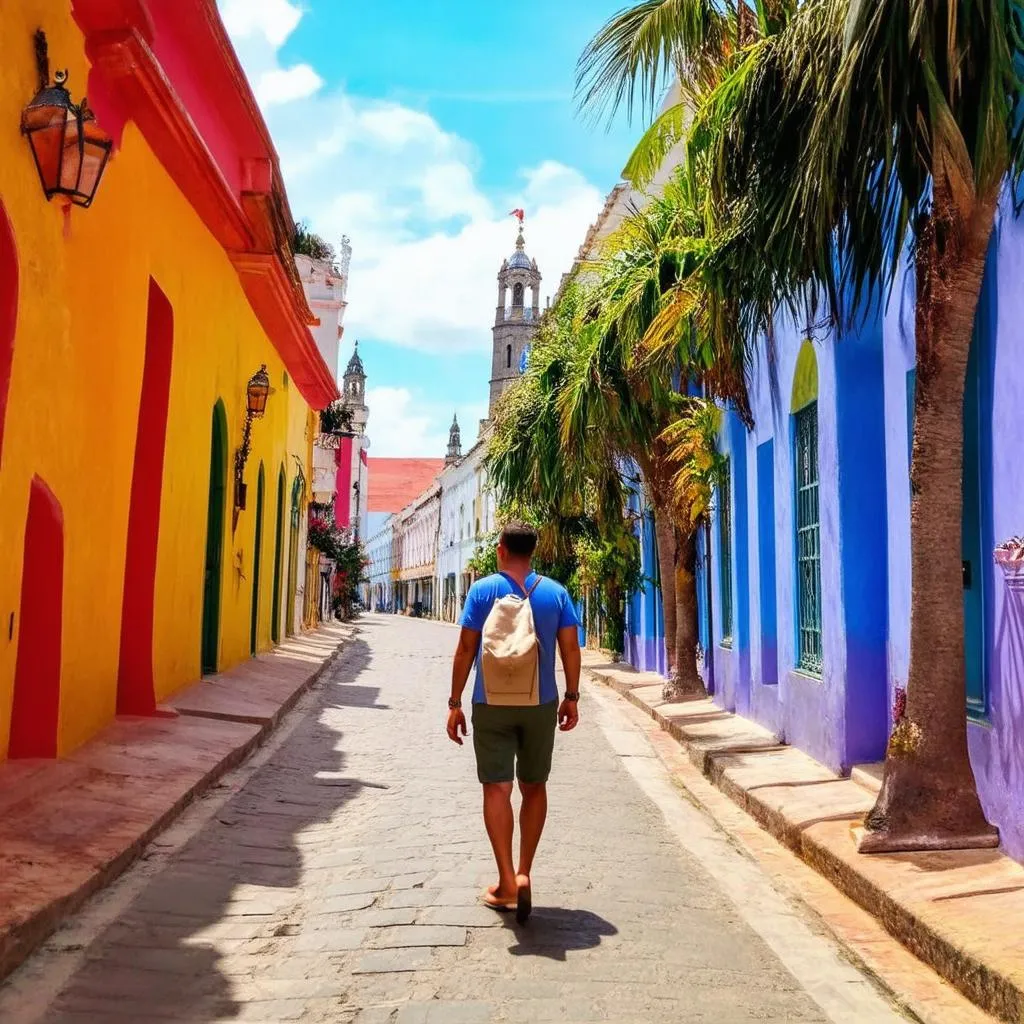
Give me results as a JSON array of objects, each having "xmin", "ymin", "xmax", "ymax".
[{"xmin": 4, "ymin": 615, "xmax": 905, "ymax": 1023}]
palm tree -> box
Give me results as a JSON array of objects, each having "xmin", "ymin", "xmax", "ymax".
[
  {"xmin": 557, "ymin": 276, "xmax": 704, "ymax": 693},
  {"xmin": 488, "ymin": 287, "xmax": 638, "ymax": 654},
  {"xmin": 587, "ymin": 179, "xmax": 750, "ymax": 697},
  {"xmin": 581, "ymin": 0, "xmax": 1024, "ymax": 851},
  {"xmin": 800, "ymin": 0, "xmax": 1023, "ymax": 852}
]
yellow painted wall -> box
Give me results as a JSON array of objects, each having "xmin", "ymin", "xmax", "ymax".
[{"xmin": 0, "ymin": 2, "xmax": 317, "ymax": 758}]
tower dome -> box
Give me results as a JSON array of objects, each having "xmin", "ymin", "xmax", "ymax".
[{"xmin": 507, "ymin": 227, "xmax": 533, "ymax": 269}]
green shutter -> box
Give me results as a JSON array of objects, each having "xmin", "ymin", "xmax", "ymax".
[{"xmin": 795, "ymin": 403, "xmax": 822, "ymax": 673}]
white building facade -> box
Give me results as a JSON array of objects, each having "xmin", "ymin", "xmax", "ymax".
[
  {"xmin": 395, "ymin": 487, "xmax": 441, "ymax": 615},
  {"xmin": 295, "ymin": 242, "xmax": 349, "ymax": 625},
  {"xmin": 436, "ymin": 431, "xmax": 496, "ymax": 622},
  {"xmin": 364, "ymin": 516, "xmax": 394, "ymax": 611}
]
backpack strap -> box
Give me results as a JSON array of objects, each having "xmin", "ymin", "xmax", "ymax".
[{"xmin": 526, "ymin": 576, "xmax": 543, "ymax": 598}]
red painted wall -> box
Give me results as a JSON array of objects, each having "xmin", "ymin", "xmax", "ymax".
[
  {"xmin": 144, "ymin": 3, "xmax": 263, "ymax": 201},
  {"xmin": 0, "ymin": 202, "xmax": 17, "ymax": 466},
  {"xmin": 9, "ymin": 478, "xmax": 65, "ymax": 758},
  {"xmin": 117, "ymin": 280, "xmax": 174, "ymax": 715}
]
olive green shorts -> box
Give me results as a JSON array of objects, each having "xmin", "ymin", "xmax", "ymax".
[{"xmin": 471, "ymin": 701, "xmax": 558, "ymax": 785}]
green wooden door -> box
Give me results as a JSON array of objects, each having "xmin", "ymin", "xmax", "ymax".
[
  {"xmin": 285, "ymin": 475, "xmax": 302, "ymax": 637},
  {"xmin": 201, "ymin": 402, "xmax": 227, "ymax": 674},
  {"xmin": 271, "ymin": 467, "xmax": 285, "ymax": 644},
  {"xmin": 250, "ymin": 464, "xmax": 265, "ymax": 656}
]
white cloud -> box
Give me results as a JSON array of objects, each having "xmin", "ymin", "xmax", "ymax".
[
  {"xmin": 256, "ymin": 65, "xmax": 323, "ymax": 106},
  {"xmin": 366, "ymin": 387, "xmax": 487, "ymax": 458},
  {"xmin": 343, "ymin": 171, "xmax": 602, "ymax": 355},
  {"xmin": 218, "ymin": 0, "xmax": 608, "ymax": 449},
  {"xmin": 220, "ymin": 0, "xmax": 302, "ymax": 47}
]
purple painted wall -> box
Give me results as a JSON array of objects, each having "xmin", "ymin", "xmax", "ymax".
[
  {"xmin": 885, "ymin": 194, "xmax": 1024, "ymax": 862},
  {"xmin": 707, "ymin": 302, "xmax": 890, "ymax": 775}
]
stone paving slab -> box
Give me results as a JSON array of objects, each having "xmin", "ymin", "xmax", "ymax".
[
  {"xmin": 0, "ymin": 623, "xmax": 350, "ymax": 985},
  {"xmin": 169, "ymin": 623, "xmax": 351, "ymax": 726},
  {"xmin": 636, "ymin": 720, "xmax": 996, "ymax": 1024},
  {"xmin": 584, "ymin": 650, "xmax": 1024, "ymax": 1022},
  {"xmin": 6, "ymin": 616, "xmax": 878, "ymax": 1024}
]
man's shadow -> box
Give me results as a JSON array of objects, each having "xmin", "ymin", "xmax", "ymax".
[{"xmin": 503, "ymin": 907, "xmax": 617, "ymax": 962}]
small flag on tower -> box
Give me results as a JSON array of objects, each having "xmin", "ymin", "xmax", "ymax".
[{"xmin": 509, "ymin": 208, "xmax": 525, "ymax": 224}]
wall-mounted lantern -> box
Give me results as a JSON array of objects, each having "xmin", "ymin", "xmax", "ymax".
[
  {"xmin": 234, "ymin": 365, "xmax": 272, "ymax": 527},
  {"xmin": 246, "ymin": 364, "xmax": 271, "ymax": 418},
  {"xmin": 21, "ymin": 31, "xmax": 112, "ymax": 209}
]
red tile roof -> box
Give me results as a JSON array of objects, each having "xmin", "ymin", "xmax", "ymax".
[{"xmin": 367, "ymin": 458, "xmax": 444, "ymax": 513}]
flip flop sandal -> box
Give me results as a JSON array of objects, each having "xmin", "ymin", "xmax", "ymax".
[
  {"xmin": 480, "ymin": 892, "xmax": 516, "ymax": 912},
  {"xmin": 516, "ymin": 881, "xmax": 532, "ymax": 925}
]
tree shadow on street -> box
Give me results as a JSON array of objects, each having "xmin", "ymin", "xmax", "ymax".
[
  {"xmin": 43, "ymin": 636, "xmax": 377, "ymax": 1023},
  {"xmin": 503, "ymin": 907, "xmax": 618, "ymax": 962}
]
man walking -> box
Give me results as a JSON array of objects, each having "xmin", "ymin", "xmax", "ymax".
[{"xmin": 446, "ymin": 521, "xmax": 581, "ymax": 923}]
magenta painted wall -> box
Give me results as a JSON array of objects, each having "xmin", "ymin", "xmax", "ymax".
[{"xmin": 335, "ymin": 435, "xmax": 353, "ymax": 529}]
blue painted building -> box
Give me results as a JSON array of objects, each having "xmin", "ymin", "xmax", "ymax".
[
  {"xmin": 622, "ymin": 466, "xmax": 669, "ymax": 676},
  {"xmin": 620, "ymin": 196, "xmax": 1024, "ymax": 864}
]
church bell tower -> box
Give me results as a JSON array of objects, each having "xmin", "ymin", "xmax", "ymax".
[{"xmin": 489, "ymin": 223, "xmax": 541, "ymax": 418}]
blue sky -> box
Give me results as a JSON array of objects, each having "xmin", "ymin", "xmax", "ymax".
[{"xmin": 220, "ymin": 0, "xmax": 646, "ymax": 455}]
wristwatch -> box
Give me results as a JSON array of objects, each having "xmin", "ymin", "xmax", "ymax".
[
  {"xmin": 448, "ymin": 698, "xmax": 462, "ymax": 710},
  {"xmin": 563, "ymin": 691, "xmax": 580, "ymax": 702}
]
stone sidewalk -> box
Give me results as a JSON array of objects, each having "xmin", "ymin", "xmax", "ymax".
[
  {"xmin": 3, "ymin": 616, "xmax": 912, "ymax": 1023},
  {"xmin": 583, "ymin": 653, "xmax": 1023, "ymax": 1023},
  {"xmin": 0, "ymin": 623, "xmax": 351, "ymax": 984}
]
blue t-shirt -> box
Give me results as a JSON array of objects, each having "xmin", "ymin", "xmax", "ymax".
[{"xmin": 460, "ymin": 572, "xmax": 581, "ymax": 705}]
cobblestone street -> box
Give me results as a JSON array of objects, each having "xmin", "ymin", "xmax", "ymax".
[{"xmin": 2, "ymin": 617, "xmax": 907, "ymax": 1023}]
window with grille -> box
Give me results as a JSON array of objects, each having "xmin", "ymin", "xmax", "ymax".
[
  {"xmin": 794, "ymin": 402, "xmax": 822, "ymax": 673},
  {"xmin": 719, "ymin": 458, "xmax": 733, "ymax": 645}
]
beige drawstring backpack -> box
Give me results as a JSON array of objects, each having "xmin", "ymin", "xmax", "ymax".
[{"xmin": 480, "ymin": 577, "xmax": 543, "ymax": 706}]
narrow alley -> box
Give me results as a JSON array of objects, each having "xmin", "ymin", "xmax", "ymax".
[{"xmin": 1, "ymin": 618, "xmax": 906, "ymax": 1023}]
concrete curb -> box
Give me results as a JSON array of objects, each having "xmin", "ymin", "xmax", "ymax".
[
  {"xmin": 586, "ymin": 661, "xmax": 1024, "ymax": 1024},
  {"xmin": 0, "ymin": 621, "xmax": 355, "ymax": 983}
]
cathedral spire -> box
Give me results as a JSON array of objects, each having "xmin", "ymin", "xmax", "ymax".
[
  {"xmin": 342, "ymin": 340, "xmax": 367, "ymax": 415},
  {"xmin": 445, "ymin": 412, "xmax": 462, "ymax": 466}
]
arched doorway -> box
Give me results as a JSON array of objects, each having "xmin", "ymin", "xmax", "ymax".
[
  {"xmin": 250, "ymin": 463, "xmax": 265, "ymax": 656},
  {"xmin": 118, "ymin": 279, "xmax": 173, "ymax": 715},
  {"xmin": 285, "ymin": 474, "xmax": 302, "ymax": 637},
  {"xmin": 271, "ymin": 466, "xmax": 285, "ymax": 644},
  {"xmin": 0, "ymin": 200, "xmax": 17, "ymax": 466},
  {"xmin": 9, "ymin": 477, "xmax": 64, "ymax": 758},
  {"xmin": 201, "ymin": 401, "xmax": 228, "ymax": 674}
]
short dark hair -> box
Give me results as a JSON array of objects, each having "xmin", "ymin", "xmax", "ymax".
[{"xmin": 499, "ymin": 520, "xmax": 538, "ymax": 558}]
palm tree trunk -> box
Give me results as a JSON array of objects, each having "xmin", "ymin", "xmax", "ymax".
[
  {"xmin": 605, "ymin": 579, "xmax": 624, "ymax": 658},
  {"xmin": 861, "ymin": 187, "xmax": 999, "ymax": 853},
  {"xmin": 652, "ymin": 506, "xmax": 678, "ymax": 678},
  {"xmin": 673, "ymin": 527, "xmax": 706, "ymax": 697}
]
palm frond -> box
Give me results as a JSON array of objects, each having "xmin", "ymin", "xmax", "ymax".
[{"xmin": 576, "ymin": 0, "xmax": 735, "ymax": 124}]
